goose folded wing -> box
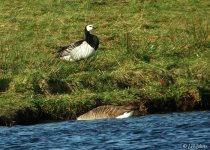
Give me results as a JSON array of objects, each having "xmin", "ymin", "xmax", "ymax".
[{"xmin": 58, "ymin": 40, "xmax": 84, "ymax": 57}]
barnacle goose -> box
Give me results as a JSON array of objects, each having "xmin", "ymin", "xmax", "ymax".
[
  {"xmin": 77, "ymin": 105, "xmax": 139, "ymax": 120},
  {"xmin": 58, "ymin": 25, "xmax": 99, "ymax": 61}
]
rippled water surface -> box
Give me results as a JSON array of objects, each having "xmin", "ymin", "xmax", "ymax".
[{"xmin": 0, "ymin": 111, "xmax": 209, "ymax": 150}]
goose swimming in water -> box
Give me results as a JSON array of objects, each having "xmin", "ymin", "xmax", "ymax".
[
  {"xmin": 77, "ymin": 105, "xmax": 138, "ymax": 120},
  {"xmin": 58, "ymin": 25, "xmax": 99, "ymax": 61}
]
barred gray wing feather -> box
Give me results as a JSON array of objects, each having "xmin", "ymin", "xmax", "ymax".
[{"xmin": 58, "ymin": 40, "xmax": 84, "ymax": 57}]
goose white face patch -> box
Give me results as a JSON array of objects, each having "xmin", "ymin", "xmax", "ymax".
[{"xmin": 86, "ymin": 25, "xmax": 93, "ymax": 31}]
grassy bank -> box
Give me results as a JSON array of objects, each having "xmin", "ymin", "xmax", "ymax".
[{"xmin": 0, "ymin": 0, "xmax": 210, "ymax": 125}]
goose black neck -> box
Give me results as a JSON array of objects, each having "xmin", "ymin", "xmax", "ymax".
[
  {"xmin": 84, "ymin": 28, "xmax": 99, "ymax": 50},
  {"xmin": 84, "ymin": 29, "xmax": 91, "ymax": 41}
]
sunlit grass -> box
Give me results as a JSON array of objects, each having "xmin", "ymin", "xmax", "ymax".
[{"xmin": 0, "ymin": 0, "xmax": 209, "ymax": 124}]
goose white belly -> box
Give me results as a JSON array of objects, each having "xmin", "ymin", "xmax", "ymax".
[
  {"xmin": 61, "ymin": 41, "xmax": 95, "ymax": 61},
  {"xmin": 116, "ymin": 111, "xmax": 134, "ymax": 119}
]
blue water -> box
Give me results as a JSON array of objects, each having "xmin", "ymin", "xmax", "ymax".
[{"xmin": 0, "ymin": 111, "xmax": 209, "ymax": 150}]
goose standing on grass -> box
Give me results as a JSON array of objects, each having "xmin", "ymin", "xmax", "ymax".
[
  {"xmin": 57, "ymin": 25, "xmax": 99, "ymax": 61},
  {"xmin": 77, "ymin": 105, "xmax": 138, "ymax": 120}
]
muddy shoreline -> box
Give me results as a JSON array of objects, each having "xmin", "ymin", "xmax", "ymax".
[{"xmin": 1, "ymin": 90, "xmax": 209, "ymax": 126}]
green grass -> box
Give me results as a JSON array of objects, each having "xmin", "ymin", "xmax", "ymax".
[{"xmin": 0, "ymin": 0, "xmax": 210, "ymax": 125}]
